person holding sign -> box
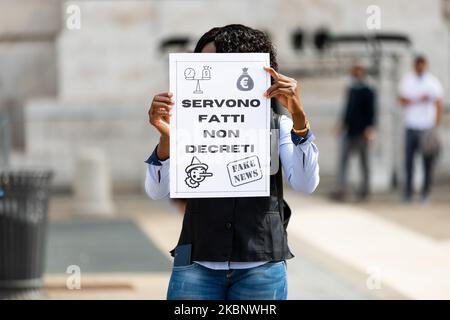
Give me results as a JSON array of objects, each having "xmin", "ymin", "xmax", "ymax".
[{"xmin": 145, "ymin": 24, "xmax": 319, "ymax": 300}]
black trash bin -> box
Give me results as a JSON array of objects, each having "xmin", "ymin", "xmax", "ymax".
[{"xmin": 0, "ymin": 171, "xmax": 53, "ymax": 299}]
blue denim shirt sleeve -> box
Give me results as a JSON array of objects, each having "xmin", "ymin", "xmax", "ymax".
[
  {"xmin": 290, "ymin": 129, "xmax": 314, "ymax": 146},
  {"xmin": 144, "ymin": 145, "xmax": 162, "ymax": 166}
]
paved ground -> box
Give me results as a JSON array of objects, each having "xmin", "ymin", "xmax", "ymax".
[
  {"xmin": 42, "ymin": 183, "xmax": 450, "ymax": 299},
  {"xmin": 46, "ymin": 218, "xmax": 170, "ymax": 273}
]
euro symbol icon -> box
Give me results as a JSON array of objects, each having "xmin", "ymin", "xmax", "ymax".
[
  {"xmin": 236, "ymin": 68, "xmax": 254, "ymax": 91},
  {"xmin": 240, "ymin": 78, "xmax": 250, "ymax": 89}
]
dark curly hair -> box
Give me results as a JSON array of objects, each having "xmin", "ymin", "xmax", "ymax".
[{"xmin": 194, "ymin": 24, "xmax": 278, "ymax": 71}]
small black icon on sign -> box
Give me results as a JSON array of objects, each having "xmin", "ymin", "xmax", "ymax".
[
  {"xmin": 184, "ymin": 66, "xmax": 212, "ymax": 94},
  {"xmin": 236, "ymin": 68, "xmax": 254, "ymax": 91},
  {"xmin": 185, "ymin": 156, "xmax": 213, "ymax": 188}
]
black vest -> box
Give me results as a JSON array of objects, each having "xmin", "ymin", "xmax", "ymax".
[{"xmin": 171, "ymin": 109, "xmax": 294, "ymax": 262}]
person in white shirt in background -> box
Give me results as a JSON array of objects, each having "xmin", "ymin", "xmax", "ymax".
[{"xmin": 399, "ymin": 55, "xmax": 443, "ymax": 203}]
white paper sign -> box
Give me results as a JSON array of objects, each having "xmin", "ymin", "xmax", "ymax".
[{"xmin": 169, "ymin": 53, "xmax": 271, "ymax": 198}]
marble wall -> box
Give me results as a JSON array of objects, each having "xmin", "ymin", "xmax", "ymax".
[
  {"xmin": 0, "ymin": 0, "xmax": 61, "ymax": 154},
  {"xmin": 7, "ymin": 0, "xmax": 450, "ymax": 190}
]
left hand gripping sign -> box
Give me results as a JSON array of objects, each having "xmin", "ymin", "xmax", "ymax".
[{"xmin": 169, "ymin": 53, "xmax": 271, "ymax": 198}]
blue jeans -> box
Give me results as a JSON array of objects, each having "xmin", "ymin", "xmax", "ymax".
[
  {"xmin": 167, "ymin": 261, "xmax": 287, "ymax": 300},
  {"xmin": 404, "ymin": 128, "xmax": 435, "ymax": 200}
]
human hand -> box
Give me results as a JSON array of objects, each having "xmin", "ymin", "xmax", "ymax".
[
  {"xmin": 364, "ymin": 127, "xmax": 375, "ymax": 143},
  {"xmin": 263, "ymin": 67, "xmax": 304, "ymax": 116},
  {"xmin": 148, "ymin": 92, "xmax": 174, "ymax": 137},
  {"xmin": 264, "ymin": 67, "xmax": 307, "ymax": 131}
]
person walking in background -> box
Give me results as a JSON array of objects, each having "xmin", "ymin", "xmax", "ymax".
[
  {"xmin": 399, "ymin": 55, "xmax": 443, "ymax": 203},
  {"xmin": 331, "ymin": 64, "xmax": 376, "ymax": 202}
]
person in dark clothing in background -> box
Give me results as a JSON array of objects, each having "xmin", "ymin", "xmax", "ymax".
[{"xmin": 331, "ymin": 64, "xmax": 376, "ymax": 201}]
